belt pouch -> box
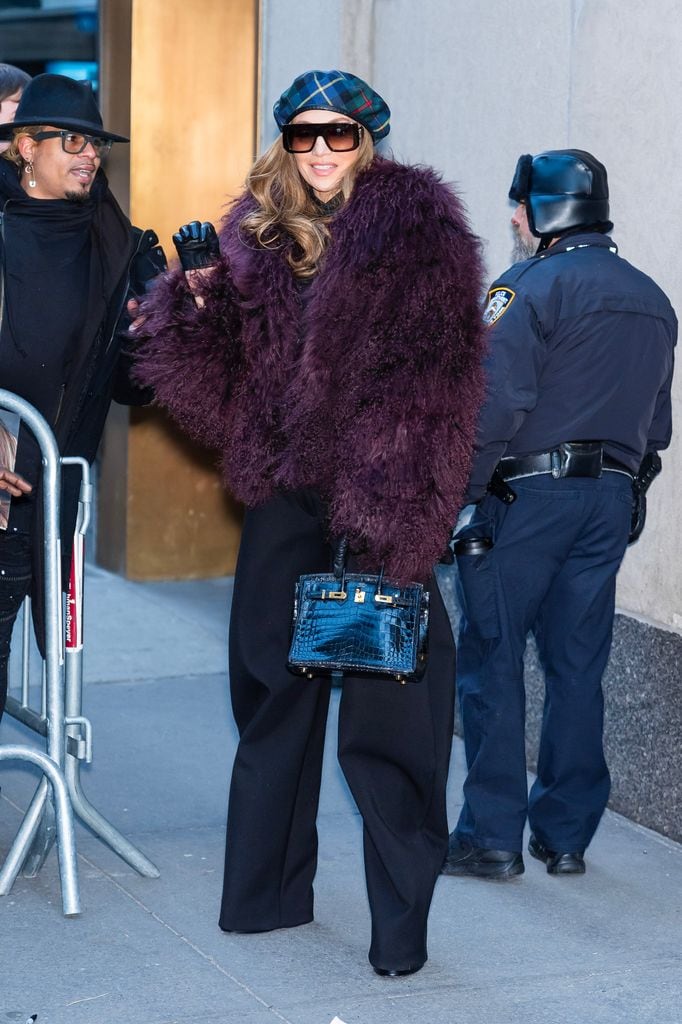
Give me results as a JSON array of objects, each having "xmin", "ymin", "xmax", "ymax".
[{"xmin": 552, "ymin": 442, "xmax": 603, "ymax": 478}]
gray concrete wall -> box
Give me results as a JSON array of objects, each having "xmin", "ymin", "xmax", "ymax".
[
  {"xmin": 259, "ymin": 0, "xmax": 681, "ymax": 639},
  {"xmin": 260, "ymin": 0, "xmax": 682, "ymax": 839}
]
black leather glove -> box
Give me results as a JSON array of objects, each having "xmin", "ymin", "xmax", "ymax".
[
  {"xmin": 628, "ymin": 490, "xmax": 647, "ymax": 545},
  {"xmin": 628, "ymin": 451, "xmax": 662, "ymax": 545},
  {"xmin": 172, "ymin": 220, "xmax": 220, "ymax": 271},
  {"xmin": 128, "ymin": 228, "xmax": 168, "ymax": 300}
]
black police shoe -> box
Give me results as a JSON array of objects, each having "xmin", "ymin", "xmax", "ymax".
[
  {"xmin": 441, "ymin": 834, "xmax": 524, "ymax": 879},
  {"xmin": 528, "ymin": 833, "xmax": 586, "ymax": 875}
]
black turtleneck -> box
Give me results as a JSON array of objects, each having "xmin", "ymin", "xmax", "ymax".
[{"xmin": 310, "ymin": 190, "xmax": 345, "ymax": 217}]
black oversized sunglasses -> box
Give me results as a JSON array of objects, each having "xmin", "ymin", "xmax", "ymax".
[
  {"xmin": 282, "ymin": 122, "xmax": 363, "ymax": 154},
  {"xmin": 33, "ymin": 130, "xmax": 113, "ymax": 157}
]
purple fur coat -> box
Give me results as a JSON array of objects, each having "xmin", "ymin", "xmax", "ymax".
[{"xmin": 133, "ymin": 157, "xmax": 486, "ymax": 582}]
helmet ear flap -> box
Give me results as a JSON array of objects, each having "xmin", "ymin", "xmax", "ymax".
[{"xmin": 509, "ymin": 154, "xmax": 533, "ymax": 202}]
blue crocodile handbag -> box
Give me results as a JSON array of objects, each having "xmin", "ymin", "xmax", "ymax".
[{"xmin": 287, "ymin": 563, "xmax": 429, "ymax": 684}]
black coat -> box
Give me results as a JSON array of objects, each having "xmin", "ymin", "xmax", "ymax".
[{"xmin": 0, "ymin": 161, "xmax": 162, "ymax": 647}]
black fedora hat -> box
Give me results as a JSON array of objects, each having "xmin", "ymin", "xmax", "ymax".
[{"xmin": 0, "ymin": 73, "xmax": 129, "ymax": 142}]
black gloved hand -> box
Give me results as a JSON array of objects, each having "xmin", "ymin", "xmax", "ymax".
[
  {"xmin": 128, "ymin": 228, "xmax": 168, "ymax": 301},
  {"xmin": 172, "ymin": 220, "xmax": 220, "ymax": 271}
]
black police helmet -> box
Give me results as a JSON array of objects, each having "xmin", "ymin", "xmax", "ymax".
[{"xmin": 509, "ymin": 149, "xmax": 610, "ymax": 238}]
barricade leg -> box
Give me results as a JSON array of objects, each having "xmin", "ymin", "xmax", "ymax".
[
  {"xmin": 61, "ymin": 654, "xmax": 159, "ymax": 877},
  {"xmin": 0, "ymin": 776, "xmax": 49, "ymax": 894},
  {"xmin": 61, "ymin": 499, "xmax": 160, "ymax": 879},
  {"xmin": 22, "ymin": 793, "xmax": 56, "ymax": 877},
  {"xmin": 66, "ymin": 759, "xmax": 160, "ymax": 878},
  {"xmin": 0, "ymin": 748, "xmax": 80, "ymax": 915}
]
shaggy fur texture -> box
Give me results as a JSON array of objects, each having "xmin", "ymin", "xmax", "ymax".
[{"xmin": 134, "ymin": 157, "xmax": 486, "ymax": 581}]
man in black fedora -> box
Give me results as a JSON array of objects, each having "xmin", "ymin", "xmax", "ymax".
[{"xmin": 0, "ymin": 73, "xmax": 165, "ymax": 723}]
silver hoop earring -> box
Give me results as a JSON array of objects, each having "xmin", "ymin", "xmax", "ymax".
[{"xmin": 25, "ymin": 162, "xmax": 36, "ymax": 189}]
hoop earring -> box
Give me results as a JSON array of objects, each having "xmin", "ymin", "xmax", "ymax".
[{"xmin": 25, "ymin": 161, "xmax": 36, "ymax": 189}]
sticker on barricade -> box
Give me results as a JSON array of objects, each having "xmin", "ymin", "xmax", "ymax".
[{"xmin": 65, "ymin": 533, "xmax": 84, "ymax": 652}]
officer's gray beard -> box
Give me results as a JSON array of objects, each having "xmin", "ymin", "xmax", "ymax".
[
  {"xmin": 65, "ymin": 190, "xmax": 93, "ymax": 205},
  {"xmin": 511, "ymin": 227, "xmax": 538, "ymax": 262}
]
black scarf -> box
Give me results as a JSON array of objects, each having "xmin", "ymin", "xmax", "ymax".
[
  {"xmin": 0, "ymin": 160, "xmax": 106, "ymax": 418},
  {"xmin": 0, "ymin": 159, "xmax": 110, "ymax": 526}
]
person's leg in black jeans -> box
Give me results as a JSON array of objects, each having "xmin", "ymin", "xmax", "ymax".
[{"xmin": 0, "ymin": 532, "xmax": 33, "ymax": 723}]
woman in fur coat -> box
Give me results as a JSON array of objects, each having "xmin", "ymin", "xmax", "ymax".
[{"xmin": 133, "ymin": 69, "xmax": 486, "ymax": 977}]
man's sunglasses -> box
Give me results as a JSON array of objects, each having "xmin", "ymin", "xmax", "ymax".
[
  {"xmin": 282, "ymin": 122, "xmax": 363, "ymax": 154},
  {"xmin": 33, "ymin": 130, "xmax": 113, "ymax": 157}
]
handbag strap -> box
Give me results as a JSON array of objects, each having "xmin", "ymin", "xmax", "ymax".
[
  {"xmin": 332, "ymin": 536, "xmax": 349, "ymax": 580},
  {"xmin": 332, "ymin": 535, "xmax": 385, "ymax": 596}
]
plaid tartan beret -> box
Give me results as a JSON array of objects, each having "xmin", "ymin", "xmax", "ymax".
[{"xmin": 273, "ymin": 69, "xmax": 390, "ymax": 142}]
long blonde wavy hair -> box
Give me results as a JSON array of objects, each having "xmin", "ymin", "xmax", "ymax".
[{"xmin": 241, "ymin": 127, "xmax": 375, "ymax": 278}]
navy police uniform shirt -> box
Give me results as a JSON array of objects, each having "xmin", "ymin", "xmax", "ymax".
[{"xmin": 467, "ymin": 232, "xmax": 677, "ymax": 502}]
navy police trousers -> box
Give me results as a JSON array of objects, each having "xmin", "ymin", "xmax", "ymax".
[{"xmin": 454, "ymin": 473, "xmax": 632, "ymax": 854}]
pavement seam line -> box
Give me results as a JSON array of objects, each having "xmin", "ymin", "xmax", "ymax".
[{"xmin": 76, "ymin": 850, "xmax": 296, "ymax": 1024}]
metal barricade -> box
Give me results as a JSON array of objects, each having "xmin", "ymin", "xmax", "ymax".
[{"xmin": 0, "ymin": 389, "xmax": 159, "ymax": 916}]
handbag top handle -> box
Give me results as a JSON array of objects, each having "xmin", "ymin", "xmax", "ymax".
[{"xmin": 332, "ymin": 535, "xmax": 386, "ymax": 596}]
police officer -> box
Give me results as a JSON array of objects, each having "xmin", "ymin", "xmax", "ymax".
[{"xmin": 441, "ymin": 149, "xmax": 677, "ymax": 879}]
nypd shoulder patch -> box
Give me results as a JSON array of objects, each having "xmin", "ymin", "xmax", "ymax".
[{"xmin": 483, "ymin": 286, "xmax": 516, "ymax": 326}]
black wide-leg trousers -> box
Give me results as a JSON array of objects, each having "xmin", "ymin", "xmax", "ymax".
[{"xmin": 219, "ymin": 490, "xmax": 456, "ymax": 971}]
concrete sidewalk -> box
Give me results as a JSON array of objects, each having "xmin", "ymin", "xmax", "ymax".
[{"xmin": 0, "ymin": 566, "xmax": 680, "ymax": 1024}]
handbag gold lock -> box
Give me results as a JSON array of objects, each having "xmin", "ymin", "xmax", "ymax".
[{"xmin": 354, "ymin": 587, "xmax": 395, "ymax": 606}]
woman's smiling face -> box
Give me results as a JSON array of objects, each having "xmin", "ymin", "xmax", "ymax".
[{"xmin": 290, "ymin": 110, "xmax": 363, "ymax": 200}]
